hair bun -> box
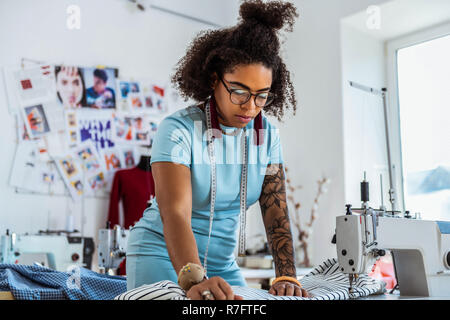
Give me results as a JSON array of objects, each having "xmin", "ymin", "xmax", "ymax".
[{"xmin": 239, "ymin": 0, "xmax": 298, "ymax": 32}]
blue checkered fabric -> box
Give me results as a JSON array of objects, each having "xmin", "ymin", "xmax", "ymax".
[{"xmin": 0, "ymin": 264, "xmax": 127, "ymax": 300}]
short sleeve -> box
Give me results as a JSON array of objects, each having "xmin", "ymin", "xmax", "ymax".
[
  {"xmin": 150, "ymin": 116, "xmax": 192, "ymax": 168},
  {"xmin": 268, "ymin": 124, "xmax": 284, "ymax": 165}
]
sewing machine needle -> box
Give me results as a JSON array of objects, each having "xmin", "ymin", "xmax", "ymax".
[{"xmin": 348, "ymin": 274, "xmax": 354, "ymax": 293}]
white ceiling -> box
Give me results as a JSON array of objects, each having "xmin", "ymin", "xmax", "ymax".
[
  {"xmin": 149, "ymin": 0, "xmax": 240, "ymax": 28},
  {"xmin": 342, "ymin": 0, "xmax": 450, "ymax": 41}
]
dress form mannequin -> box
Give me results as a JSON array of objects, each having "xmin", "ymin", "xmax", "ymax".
[{"xmin": 137, "ymin": 155, "xmax": 152, "ymax": 172}]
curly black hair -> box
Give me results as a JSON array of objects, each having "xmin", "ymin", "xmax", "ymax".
[{"xmin": 171, "ymin": 0, "xmax": 299, "ymax": 121}]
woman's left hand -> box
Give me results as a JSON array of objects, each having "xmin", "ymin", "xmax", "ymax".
[{"xmin": 268, "ymin": 281, "xmax": 309, "ymax": 297}]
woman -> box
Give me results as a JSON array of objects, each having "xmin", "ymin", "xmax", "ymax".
[
  {"xmin": 55, "ymin": 65, "xmax": 85, "ymax": 108},
  {"xmin": 126, "ymin": 0, "xmax": 308, "ymax": 300}
]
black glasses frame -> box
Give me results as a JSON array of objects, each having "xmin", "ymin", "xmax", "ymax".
[{"xmin": 220, "ymin": 78, "xmax": 274, "ymax": 107}]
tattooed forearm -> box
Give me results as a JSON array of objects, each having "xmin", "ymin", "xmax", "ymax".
[
  {"xmin": 268, "ymin": 215, "xmax": 297, "ymax": 277},
  {"xmin": 259, "ymin": 164, "xmax": 296, "ymax": 278},
  {"xmin": 259, "ymin": 164, "xmax": 288, "ymax": 219}
]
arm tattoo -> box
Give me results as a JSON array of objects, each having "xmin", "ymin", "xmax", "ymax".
[{"xmin": 259, "ymin": 164, "xmax": 296, "ymax": 278}]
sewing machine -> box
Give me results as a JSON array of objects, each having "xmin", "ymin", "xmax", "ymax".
[
  {"xmin": 335, "ymin": 176, "xmax": 450, "ymax": 297},
  {"xmin": 0, "ymin": 229, "xmax": 94, "ymax": 271},
  {"xmin": 97, "ymin": 224, "xmax": 129, "ymax": 274}
]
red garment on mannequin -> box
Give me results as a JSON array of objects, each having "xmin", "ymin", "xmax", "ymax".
[{"xmin": 107, "ymin": 167, "xmax": 155, "ymax": 229}]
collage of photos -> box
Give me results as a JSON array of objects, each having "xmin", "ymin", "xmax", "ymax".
[
  {"xmin": 117, "ymin": 78, "xmax": 168, "ymax": 116},
  {"xmin": 5, "ymin": 62, "xmax": 169, "ymax": 201},
  {"xmin": 112, "ymin": 114, "xmax": 151, "ymax": 146}
]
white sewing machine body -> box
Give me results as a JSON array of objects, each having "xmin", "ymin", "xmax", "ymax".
[
  {"xmin": 97, "ymin": 225, "xmax": 129, "ymax": 273},
  {"xmin": 0, "ymin": 230, "xmax": 94, "ymax": 271},
  {"xmin": 336, "ymin": 211, "xmax": 450, "ymax": 297}
]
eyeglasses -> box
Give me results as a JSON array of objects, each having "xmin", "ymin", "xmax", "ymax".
[{"xmin": 220, "ymin": 78, "xmax": 275, "ymax": 108}]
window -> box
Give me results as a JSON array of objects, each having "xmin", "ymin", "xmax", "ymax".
[{"xmin": 395, "ymin": 33, "xmax": 450, "ymax": 220}]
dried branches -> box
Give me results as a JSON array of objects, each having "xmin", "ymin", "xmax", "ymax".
[{"xmin": 285, "ymin": 166, "xmax": 330, "ymax": 267}]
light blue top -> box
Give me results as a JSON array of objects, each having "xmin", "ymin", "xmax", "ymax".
[{"xmin": 128, "ymin": 104, "xmax": 284, "ymax": 274}]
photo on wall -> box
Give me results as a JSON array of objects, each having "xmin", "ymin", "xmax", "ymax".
[
  {"xmin": 148, "ymin": 118, "xmax": 161, "ymax": 148},
  {"xmin": 81, "ymin": 67, "xmax": 118, "ymax": 109},
  {"xmin": 77, "ymin": 110, "xmax": 115, "ymax": 151},
  {"xmin": 87, "ymin": 171, "xmax": 106, "ymax": 191},
  {"xmin": 101, "ymin": 148, "xmax": 123, "ymax": 172},
  {"xmin": 59, "ymin": 157, "xmax": 78, "ymax": 178},
  {"xmin": 122, "ymin": 147, "xmax": 138, "ymax": 168},
  {"xmin": 112, "ymin": 113, "xmax": 151, "ymax": 146},
  {"xmin": 100, "ymin": 147, "xmax": 125, "ymax": 192},
  {"xmin": 73, "ymin": 141, "xmax": 103, "ymax": 174},
  {"xmin": 53, "ymin": 153, "xmax": 85, "ymax": 201},
  {"xmin": 3, "ymin": 64, "xmax": 57, "ymax": 114},
  {"xmin": 117, "ymin": 79, "xmax": 145, "ymax": 113},
  {"xmin": 16, "ymin": 114, "xmax": 33, "ymax": 142},
  {"xmin": 55, "ymin": 65, "xmax": 86, "ymax": 109},
  {"xmin": 141, "ymin": 81, "xmax": 168, "ymax": 116},
  {"xmin": 22, "ymin": 104, "xmax": 51, "ymax": 139},
  {"xmin": 72, "ymin": 141, "xmax": 107, "ymax": 194}
]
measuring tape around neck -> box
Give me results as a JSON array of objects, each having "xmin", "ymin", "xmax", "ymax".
[{"xmin": 203, "ymin": 99, "xmax": 249, "ymax": 273}]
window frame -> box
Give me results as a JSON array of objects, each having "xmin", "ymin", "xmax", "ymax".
[{"xmin": 385, "ymin": 21, "xmax": 450, "ymax": 214}]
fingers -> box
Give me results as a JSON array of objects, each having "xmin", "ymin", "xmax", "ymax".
[
  {"xmin": 294, "ymin": 285, "xmax": 302, "ymax": 297},
  {"xmin": 217, "ymin": 278, "xmax": 235, "ymax": 300},
  {"xmin": 271, "ymin": 282, "xmax": 309, "ymax": 297},
  {"xmin": 187, "ymin": 277, "xmax": 236, "ymax": 300},
  {"xmin": 285, "ymin": 283, "xmax": 295, "ymax": 296},
  {"xmin": 301, "ymin": 288, "xmax": 310, "ymax": 298},
  {"xmin": 268, "ymin": 287, "xmax": 276, "ymax": 295},
  {"xmin": 186, "ymin": 287, "xmax": 202, "ymax": 300},
  {"xmin": 276, "ymin": 284, "xmax": 286, "ymax": 296},
  {"xmin": 210, "ymin": 284, "xmax": 226, "ymax": 300}
]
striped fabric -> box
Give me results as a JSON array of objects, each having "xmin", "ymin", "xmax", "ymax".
[{"xmin": 115, "ymin": 259, "xmax": 386, "ymax": 300}]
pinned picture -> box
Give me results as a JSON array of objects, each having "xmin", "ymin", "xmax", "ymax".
[
  {"xmin": 16, "ymin": 114, "xmax": 32, "ymax": 142},
  {"xmin": 129, "ymin": 82, "xmax": 143, "ymax": 110},
  {"xmin": 10, "ymin": 140, "xmax": 65, "ymax": 195},
  {"xmin": 112, "ymin": 114, "xmax": 151, "ymax": 145},
  {"xmin": 141, "ymin": 81, "xmax": 167, "ymax": 116},
  {"xmin": 88, "ymin": 172, "xmax": 106, "ymax": 191},
  {"xmin": 102, "ymin": 148, "xmax": 123, "ymax": 171},
  {"xmin": 117, "ymin": 79, "xmax": 144, "ymax": 112},
  {"xmin": 122, "ymin": 148, "xmax": 137, "ymax": 168},
  {"xmin": 77, "ymin": 110, "xmax": 115, "ymax": 151},
  {"xmin": 74, "ymin": 143, "xmax": 102, "ymax": 173},
  {"xmin": 118, "ymin": 81, "xmax": 130, "ymax": 112},
  {"xmin": 100, "ymin": 147, "xmax": 125, "ymax": 192},
  {"xmin": 22, "ymin": 104, "xmax": 50, "ymax": 138},
  {"xmin": 71, "ymin": 180, "xmax": 84, "ymax": 195},
  {"xmin": 81, "ymin": 67, "xmax": 118, "ymax": 109},
  {"xmin": 59, "ymin": 158, "xmax": 77, "ymax": 178},
  {"xmin": 68, "ymin": 113, "xmax": 76, "ymax": 127},
  {"xmin": 69, "ymin": 130, "xmax": 77, "ymax": 144},
  {"xmin": 119, "ymin": 81, "xmax": 130, "ymax": 99},
  {"xmin": 64, "ymin": 110, "xmax": 78, "ymax": 147},
  {"xmin": 3, "ymin": 64, "xmax": 57, "ymax": 114},
  {"xmin": 55, "ymin": 65, "xmax": 86, "ymax": 109},
  {"xmin": 148, "ymin": 119, "xmax": 160, "ymax": 148},
  {"xmin": 42, "ymin": 172, "xmax": 55, "ymax": 184}
]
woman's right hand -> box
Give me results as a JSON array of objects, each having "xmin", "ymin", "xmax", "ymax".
[{"xmin": 186, "ymin": 276, "xmax": 243, "ymax": 300}]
